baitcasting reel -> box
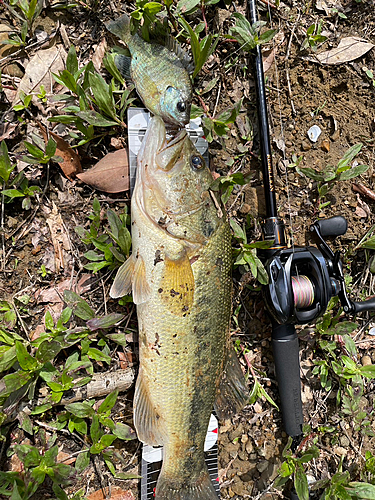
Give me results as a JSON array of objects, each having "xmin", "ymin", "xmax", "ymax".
[{"xmin": 264, "ymin": 215, "xmax": 375, "ymax": 326}]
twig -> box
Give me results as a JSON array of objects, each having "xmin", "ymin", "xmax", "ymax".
[{"xmin": 352, "ymin": 182, "xmax": 375, "ymax": 201}]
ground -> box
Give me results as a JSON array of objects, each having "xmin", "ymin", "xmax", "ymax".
[{"xmin": 1, "ymin": 0, "xmax": 375, "ymax": 499}]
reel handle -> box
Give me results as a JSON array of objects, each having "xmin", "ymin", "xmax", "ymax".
[
  {"xmin": 351, "ymin": 297, "xmax": 375, "ymax": 314},
  {"xmin": 313, "ymin": 216, "xmax": 347, "ymax": 238},
  {"xmin": 272, "ymin": 322, "xmax": 303, "ymax": 439}
]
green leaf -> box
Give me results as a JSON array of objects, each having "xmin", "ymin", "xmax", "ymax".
[
  {"xmin": 63, "ymin": 290, "xmax": 95, "ymax": 320},
  {"xmin": 295, "ymin": 466, "xmax": 309, "ymax": 500},
  {"xmin": 296, "ymin": 167, "xmax": 325, "ymax": 181},
  {"xmin": 360, "ymin": 365, "xmax": 375, "ymax": 379},
  {"xmin": 65, "ymin": 401, "xmax": 95, "ymax": 418},
  {"xmin": 66, "ymin": 45, "xmax": 79, "ymax": 76},
  {"xmin": 112, "ymin": 422, "xmax": 136, "ymax": 440},
  {"xmin": 75, "ymin": 450, "xmax": 90, "ymax": 473},
  {"xmin": 88, "ymin": 72, "xmax": 118, "ymax": 121},
  {"xmin": 15, "ymin": 341, "xmax": 39, "ymax": 371},
  {"xmin": 337, "ymin": 143, "xmax": 362, "ymax": 170},
  {"xmin": 98, "ymin": 389, "xmax": 118, "ymax": 415},
  {"xmin": 87, "ymin": 347, "xmax": 111, "ymax": 364},
  {"xmin": 0, "ymin": 345, "xmax": 17, "ymax": 372},
  {"xmin": 2, "ymin": 189, "xmax": 25, "ymax": 199},
  {"xmin": 339, "ymin": 164, "xmax": 369, "ymax": 180},
  {"xmin": 45, "ymin": 137, "xmax": 57, "ymax": 158},
  {"xmin": 76, "ymin": 110, "xmax": 119, "ymax": 127},
  {"xmin": 52, "ymin": 70, "xmax": 77, "ymax": 93},
  {"xmin": 347, "ymin": 482, "xmax": 375, "ymax": 499},
  {"xmin": 86, "ymin": 313, "xmax": 124, "ymax": 331},
  {"xmin": 0, "ymin": 141, "xmax": 15, "ymax": 183}
]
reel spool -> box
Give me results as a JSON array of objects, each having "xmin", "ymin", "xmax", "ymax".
[{"xmin": 292, "ymin": 275, "xmax": 315, "ymax": 309}]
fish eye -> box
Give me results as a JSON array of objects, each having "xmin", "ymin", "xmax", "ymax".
[
  {"xmin": 177, "ymin": 101, "xmax": 186, "ymax": 113},
  {"xmin": 190, "ymin": 155, "xmax": 204, "ymax": 170}
]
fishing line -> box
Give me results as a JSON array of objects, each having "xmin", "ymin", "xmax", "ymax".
[{"xmin": 291, "ymin": 275, "xmax": 315, "ymax": 308}]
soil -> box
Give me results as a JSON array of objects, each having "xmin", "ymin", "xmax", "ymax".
[{"xmin": 1, "ymin": 0, "xmax": 375, "ymax": 499}]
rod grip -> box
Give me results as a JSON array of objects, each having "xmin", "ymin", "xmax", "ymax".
[{"xmin": 272, "ymin": 323, "xmax": 303, "ymax": 438}]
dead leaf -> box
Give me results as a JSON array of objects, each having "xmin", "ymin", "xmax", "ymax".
[
  {"xmin": 44, "ymin": 202, "xmax": 72, "ymax": 271},
  {"xmin": 87, "ymin": 487, "xmax": 135, "ymax": 500},
  {"xmin": 316, "ymin": 37, "xmax": 374, "ymax": 65},
  {"xmin": 57, "ymin": 451, "xmax": 76, "ymax": 465},
  {"xmin": 263, "ymin": 48, "xmax": 275, "ymax": 73},
  {"xmin": 0, "ymin": 24, "xmax": 24, "ymax": 77},
  {"xmin": 92, "ymin": 38, "xmax": 108, "ymax": 72},
  {"xmin": 77, "ymin": 149, "xmax": 129, "ymax": 193},
  {"xmin": 37, "ymin": 123, "xmax": 82, "ymax": 180},
  {"xmin": 15, "ymin": 45, "xmax": 67, "ymax": 105},
  {"xmin": 35, "ymin": 274, "xmax": 92, "ymax": 304},
  {"xmin": 0, "ymin": 122, "xmax": 17, "ymax": 141}
]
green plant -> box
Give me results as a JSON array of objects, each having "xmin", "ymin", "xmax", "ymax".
[
  {"xmin": 275, "ymin": 436, "xmax": 320, "ymax": 500},
  {"xmin": 227, "ymin": 12, "xmax": 276, "ymax": 52},
  {"xmin": 75, "ymin": 198, "xmax": 132, "ymax": 273},
  {"xmin": 296, "ymin": 143, "xmax": 369, "ymax": 211},
  {"xmin": 363, "ymin": 67, "xmax": 375, "ymax": 87},
  {"xmin": 0, "ymin": 140, "xmax": 42, "ymax": 210},
  {"xmin": 49, "ymin": 46, "xmax": 135, "ymax": 146},
  {"xmin": 301, "ymin": 21, "xmax": 327, "ymax": 52},
  {"xmin": 3, "ymin": 0, "xmax": 44, "ymax": 46}
]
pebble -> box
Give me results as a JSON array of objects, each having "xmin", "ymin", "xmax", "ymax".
[
  {"xmin": 321, "ymin": 139, "xmax": 330, "ymax": 152},
  {"xmin": 256, "ymin": 460, "xmax": 269, "ymax": 473},
  {"xmin": 361, "ymin": 355, "xmax": 372, "ymax": 366},
  {"xmin": 340, "ymin": 435, "xmax": 350, "ymax": 448},
  {"xmin": 334, "ymin": 446, "xmax": 348, "ymax": 456},
  {"xmin": 301, "ymin": 140, "xmax": 312, "ymax": 151},
  {"xmin": 331, "ymin": 129, "xmax": 340, "ymax": 141}
]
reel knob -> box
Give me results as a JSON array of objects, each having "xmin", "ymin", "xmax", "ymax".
[{"xmin": 312, "ymin": 216, "xmax": 347, "ymax": 238}]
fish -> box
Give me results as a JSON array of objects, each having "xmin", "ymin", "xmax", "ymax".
[
  {"xmin": 106, "ymin": 14, "xmax": 193, "ymax": 128},
  {"xmin": 110, "ymin": 116, "xmax": 249, "ymax": 500}
]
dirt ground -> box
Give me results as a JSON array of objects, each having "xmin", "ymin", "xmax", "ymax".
[{"xmin": 1, "ymin": 0, "xmax": 375, "ymax": 499}]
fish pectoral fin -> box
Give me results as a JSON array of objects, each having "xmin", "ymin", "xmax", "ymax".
[
  {"xmin": 132, "ymin": 255, "xmax": 151, "ymax": 304},
  {"xmin": 114, "ymin": 54, "xmax": 132, "ymax": 80},
  {"xmin": 134, "ymin": 370, "xmax": 166, "ymax": 447},
  {"xmin": 110, "ymin": 254, "xmax": 135, "ymax": 299},
  {"xmin": 215, "ymin": 345, "xmax": 250, "ymax": 421},
  {"xmin": 159, "ymin": 254, "xmax": 194, "ymax": 317}
]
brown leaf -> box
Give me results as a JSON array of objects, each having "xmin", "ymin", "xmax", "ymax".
[
  {"xmin": 92, "ymin": 38, "xmax": 108, "ymax": 72},
  {"xmin": 38, "ymin": 123, "xmax": 82, "ymax": 180},
  {"xmin": 15, "ymin": 45, "xmax": 67, "ymax": 105},
  {"xmin": 0, "ymin": 122, "xmax": 17, "ymax": 141},
  {"xmin": 316, "ymin": 37, "xmax": 374, "ymax": 65},
  {"xmin": 77, "ymin": 149, "xmax": 129, "ymax": 193},
  {"xmin": 87, "ymin": 487, "xmax": 135, "ymax": 500}
]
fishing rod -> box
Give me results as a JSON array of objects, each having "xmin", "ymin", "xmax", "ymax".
[{"xmin": 247, "ymin": 0, "xmax": 375, "ymax": 496}]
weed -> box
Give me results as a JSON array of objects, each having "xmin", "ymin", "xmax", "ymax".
[
  {"xmin": 295, "ymin": 143, "xmax": 369, "ymax": 211},
  {"xmin": 228, "ymin": 12, "xmax": 277, "ymax": 52},
  {"xmin": 301, "ymin": 21, "xmax": 327, "ymax": 52},
  {"xmin": 0, "ymin": 140, "xmax": 42, "ymax": 210},
  {"xmin": 3, "ymin": 0, "xmax": 44, "ymax": 46},
  {"xmin": 75, "ymin": 198, "xmax": 132, "ymax": 273}
]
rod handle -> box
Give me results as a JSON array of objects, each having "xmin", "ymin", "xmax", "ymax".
[
  {"xmin": 272, "ymin": 323, "xmax": 303, "ymax": 439},
  {"xmin": 351, "ymin": 297, "xmax": 375, "ymax": 314}
]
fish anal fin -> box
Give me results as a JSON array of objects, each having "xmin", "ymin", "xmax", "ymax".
[
  {"xmin": 215, "ymin": 345, "xmax": 250, "ymax": 421},
  {"xmin": 132, "ymin": 255, "xmax": 150, "ymax": 304},
  {"xmin": 134, "ymin": 370, "xmax": 166, "ymax": 447},
  {"xmin": 159, "ymin": 254, "xmax": 194, "ymax": 317},
  {"xmin": 110, "ymin": 255, "xmax": 135, "ymax": 299},
  {"xmin": 114, "ymin": 54, "xmax": 132, "ymax": 80}
]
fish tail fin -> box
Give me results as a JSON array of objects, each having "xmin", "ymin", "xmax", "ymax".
[
  {"xmin": 155, "ymin": 466, "xmax": 219, "ymax": 500},
  {"xmin": 106, "ymin": 13, "xmax": 131, "ymax": 44}
]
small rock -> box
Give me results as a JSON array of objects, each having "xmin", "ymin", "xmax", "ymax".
[
  {"xmin": 301, "ymin": 140, "xmax": 312, "ymax": 151},
  {"xmin": 340, "ymin": 435, "xmax": 350, "ymax": 448},
  {"xmin": 331, "ymin": 129, "xmax": 340, "ymax": 141},
  {"xmin": 256, "ymin": 460, "xmax": 269, "ymax": 473},
  {"xmin": 334, "ymin": 446, "xmax": 348, "ymax": 456},
  {"xmin": 361, "ymin": 355, "xmax": 372, "ymax": 366},
  {"xmin": 240, "ymin": 203, "xmax": 252, "ymax": 215},
  {"xmin": 321, "ymin": 139, "xmax": 330, "ymax": 152},
  {"xmin": 241, "ymin": 434, "xmax": 249, "ymax": 444},
  {"xmin": 245, "ymin": 440, "xmax": 254, "ymax": 454}
]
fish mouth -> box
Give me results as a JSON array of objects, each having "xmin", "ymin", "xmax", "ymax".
[{"xmin": 156, "ymin": 127, "xmax": 188, "ymax": 172}]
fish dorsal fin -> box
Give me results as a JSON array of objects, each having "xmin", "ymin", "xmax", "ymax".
[
  {"xmin": 114, "ymin": 54, "xmax": 132, "ymax": 80},
  {"xmin": 134, "ymin": 369, "xmax": 167, "ymax": 446},
  {"xmin": 110, "ymin": 254, "xmax": 135, "ymax": 299},
  {"xmin": 132, "ymin": 255, "xmax": 151, "ymax": 305},
  {"xmin": 165, "ymin": 35, "xmax": 195, "ymax": 75},
  {"xmin": 214, "ymin": 345, "xmax": 250, "ymax": 420},
  {"xmin": 159, "ymin": 253, "xmax": 194, "ymax": 317}
]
